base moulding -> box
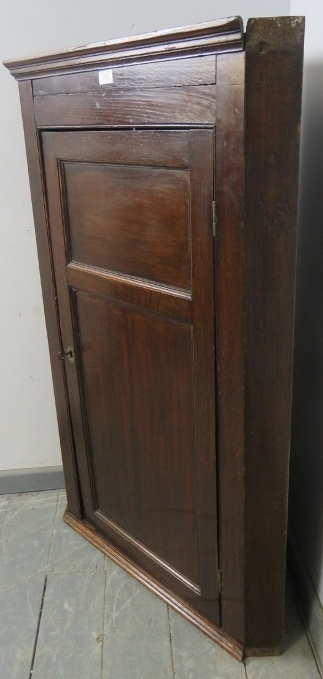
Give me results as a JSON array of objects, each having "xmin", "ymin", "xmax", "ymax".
[{"xmin": 64, "ymin": 509, "xmax": 243, "ymax": 661}]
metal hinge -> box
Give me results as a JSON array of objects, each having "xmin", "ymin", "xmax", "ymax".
[
  {"xmin": 218, "ymin": 569, "xmax": 223, "ymax": 594},
  {"xmin": 212, "ymin": 200, "xmax": 216, "ymax": 238}
]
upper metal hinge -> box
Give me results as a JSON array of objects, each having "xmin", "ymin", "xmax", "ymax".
[{"xmin": 212, "ymin": 200, "xmax": 216, "ymax": 238}]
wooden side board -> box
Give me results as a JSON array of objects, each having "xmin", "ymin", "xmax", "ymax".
[
  {"xmin": 243, "ymin": 17, "xmax": 304, "ymax": 654},
  {"xmin": 18, "ymin": 80, "xmax": 81, "ymax": 520},
  {"xmin": 215, "ymin": 51, "xmax": 246, "ymax": 646},
  {"xmin": 215, "ymin": 16, "xmax": 304, "ymax": 652}
]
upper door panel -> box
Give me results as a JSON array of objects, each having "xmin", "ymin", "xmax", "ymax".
[{"xmin": 63, "ymin": 161, "xmax": 191, "ymax": 289}]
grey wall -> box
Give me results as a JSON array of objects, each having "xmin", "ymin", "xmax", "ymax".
[
  {"xmin": 289, "ymin": 0, "xmax": 323, "ymax": 607},
  {"xmin": 0, "ymin": 0, "xmax": 290, "ymax": 471}
]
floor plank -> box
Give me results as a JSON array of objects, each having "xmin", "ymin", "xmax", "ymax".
[
  {"xmin": 32, "ymin": 571, "xmax": 105, "ymax": 679},
  {"xmin": 245, "ymin": 580, "xmax": 321, "ymax": 679},
  {"xmin": 0, "ymin": 491, "xmax": 58, "ymax": 593},
  {"xmin": 0, "ymin": 495, "xmax": 10, "ymax": 534},
  {"xmin": 169, "ymin": 606, "xmax": 246, "ymax": 679},
  {"xmin": 47, "ymin": 491, "xmax": 104, "ymax": 574},
  {"xmin": 102, "ymin": 559, "xmax": 173, "ymax": 679},
  {"xmin": 0, "ymin": 572, "xmax": 46, "ymax": 679},
  {"xmin": 0, "ymin": 491, "xmax": 321, "ymax": 679}
]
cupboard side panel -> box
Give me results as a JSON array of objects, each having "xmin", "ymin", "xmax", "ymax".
[
  {"xmin": 18, "ymin": 79, "xmax": 81, "ymax": 517},
  {"xmin": 244, "ymin": 17, "xmax": 304, "ymax": 653},
  {"xmin": 215, "ymin": 52, "xmax": 246, "ymax": 645}
]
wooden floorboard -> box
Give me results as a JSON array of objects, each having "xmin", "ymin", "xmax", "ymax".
[
  {"xmin": 0, "ymin": 491, "xmax": 58, "ymax": 679},
  {"xmin": 32, "ymin": 571, "xmax": 105, "ymax": 679},
  {"xmin": 245, "ymin": 580, "xmax": 321, "ymax": 679},
  {"xmin": 103, "ymin": 560, "xmax": 174, "ymax": 679},
  {"xmin": 169, "ymin": 604, "xmax": 246, "ymax": 679},
  {"xmin": 47, "ymin": 490, "xmax": 104, "ymax": 574},
  {"xmin": 0, "ymin": 495, "xmax": 10, "ymax": 534},
  {"xmin": 0, "ymin": 573, "xmax": 46, "ymax": 679},
  {"xmin": 0, "ymin": 491, "xmax": 58, "ymax": 593},
  {"xmin": 0, "ymin": 490, "xmax": 321, "ymax": 679}
]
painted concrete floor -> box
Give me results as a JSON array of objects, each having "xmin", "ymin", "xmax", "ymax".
[{"xmin": 0, "ymin": 490, "xmax": 321, "ymax": 679}]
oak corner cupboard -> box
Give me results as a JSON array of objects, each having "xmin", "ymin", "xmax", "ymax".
[{"xmin": 4, "ymin": 15, "xmax": 305, "ymax": 660}]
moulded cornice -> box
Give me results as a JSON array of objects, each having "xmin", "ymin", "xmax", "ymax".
[{"xmin": 3, "ymin": 16, "xmax": 244, "ymax": 80}]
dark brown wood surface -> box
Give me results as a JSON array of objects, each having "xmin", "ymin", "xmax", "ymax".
[
  {"xmin": 4, "ymin": 17, "xmax": 243, "ymax": 80},
  {"xmin": 63, "ymin": 162, "xmax": 191, "ymax": 288},
  {"xmin": 17, "ymin": 81, "xmax": 81, "ymax": 520},
  {"xmin": 42, "ymin": 129, "xmax": 190, "ymax": 165},
  {"xmin": 77, "ymin": 292, "xmax": 199, "ymax": 584},
  {"xmin": 67, "ymin": 263, "xmax": 192, "ymax": 324},
  {"xmin": 33, "ymin": 55, "xmax": 216, "ymax": 96},
  {"xmin": 243, "ymin": 17, "xmax": 305, "ymax": 654},
  {"xmin": 34, "ymin": 86, "xmax": 216, "ymax": 127},
  {"xmin": 41, "ymin": 128, "xmax": 220, "ymax": 623},
  {"xmin": 215, "ymin": 51, "xmax": 246, "ymax": 645}
]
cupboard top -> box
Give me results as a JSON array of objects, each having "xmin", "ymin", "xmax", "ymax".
[
  {"xmin": 3, "ymin": 16, "xmax": 305, "ymax": 84},
  {"xmin": 3, "ymin": 17, "xmax": 244, "ymax": 80}
]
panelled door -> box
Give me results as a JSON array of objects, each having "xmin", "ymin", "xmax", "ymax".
[{"xmin": 42, "ymin": 129, "xmax": 219, "ymax": 623}]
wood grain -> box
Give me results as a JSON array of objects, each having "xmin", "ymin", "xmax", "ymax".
[
  {"xmin": 4, "ymin": 17, "xmax": 243, "ymax": 80},
  {"xmin": 215, "ymin": 52, "xmax": 246, "ymax": 645},
  {"xmin": 67, "ymin": 262, "xmax": 192, "ymax": 324},
  {"xmin": 33, "ymin": 55, "xmax": 216, "ymax": 95},
  {"xmin": 34, "ymin": 86, "xmax": 216, "ymax": 127},
  {"xmin": 77, "ymin": 293, "xmax": 199, "ymax": 586},
  {"xmin": 18, "ymin": 80, "xmax": 81, "ymax": 520},
  {"xmin": 63, "ymin": 161, "xmax": 191, "ymax": 289},
  {"xmin": 41, "ymin": 129, "xmax": 190, "ymax": 167},
  {"xmin": 189, "ymin": 129, "xmax": 219, "ymax": 622},
  {"xmin": 243, "ymin": 16, "xmax": 305, "ymax": 653}
]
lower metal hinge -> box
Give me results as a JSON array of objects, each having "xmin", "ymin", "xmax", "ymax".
[{"xmin": 218, "ymin": 569, "xmax": 223, "ymax": 594}]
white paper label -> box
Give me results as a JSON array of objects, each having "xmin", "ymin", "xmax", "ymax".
[{"xmin": 98, "ymin": 69, "xmax": 113, "ymax": 85}]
